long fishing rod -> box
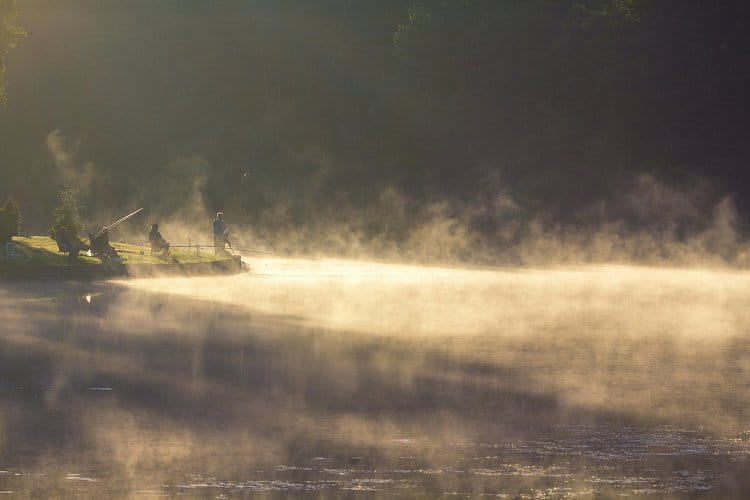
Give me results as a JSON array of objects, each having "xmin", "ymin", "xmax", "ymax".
[{"xmin": 90, "ymin": 208, "xmax": 144, "ymax": 240}]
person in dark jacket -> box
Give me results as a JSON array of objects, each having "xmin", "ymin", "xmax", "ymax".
[
  {"xmin": 90, "ymin": 227, "xmax": 121, "ymax": 261},
  {"xmin": 212, "ymin": 212, "xmax": 228, "ymax": 254},
  {"xmin": 55, "ymin": 226, "xmax": 84, "ymax": 260},
  {"xmin": 149, "ymin": 223, "xmax": 170, "ymax": 256}
]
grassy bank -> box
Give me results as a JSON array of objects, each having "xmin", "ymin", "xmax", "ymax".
[{"xmin": 0, "ymin": 236, "xmax": 237, "ymax": 278}]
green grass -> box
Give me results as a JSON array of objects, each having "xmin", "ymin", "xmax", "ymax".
[{"xmin": 0, "ymin": 236, "xmax": 229, "ymax": 275}]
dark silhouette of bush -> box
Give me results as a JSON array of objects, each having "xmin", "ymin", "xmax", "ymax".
[
  {"xmin": 49, "ymin": 189, "xmax": 84, "ymax": 242},
  {"xmin": 0, "ymin": 195, "xmax": 21, "ymax": 245}
]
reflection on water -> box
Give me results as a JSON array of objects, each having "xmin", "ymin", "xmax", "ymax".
[{"xmin": 1, "ymin": 258, "xmax": 750, "ymax": 497}]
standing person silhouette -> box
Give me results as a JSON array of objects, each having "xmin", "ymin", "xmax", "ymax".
[{"xmin": 212, "ymin": 212, "xmax": 228, "ymax": 255}]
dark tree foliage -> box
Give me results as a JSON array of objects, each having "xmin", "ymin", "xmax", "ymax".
[
  {"xmin": 0, "ymin": 0, "xmax": 24, "ymax": 104},
  {"xmin": 3, "ymin": 1, "xmax": 750, "ymax": 235},
  {"xmin": 0, "ymin": 195, "xmax": 21, "ymax": 244},
  {"xmin": 389, "ymin": 0, "xmax": 750, "ymax": 221},
  {"xmin": 48, "ymin": 189, "xmax": 84, "ymax": 241}
]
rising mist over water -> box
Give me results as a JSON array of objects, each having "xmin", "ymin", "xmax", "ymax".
[
  {"xmin": 3, "ymin": 1, "xmax": 750, "ymax": 497},
  {"xmin": 2, "ymin": 259, "xmax": 750, "ymax": 496}
]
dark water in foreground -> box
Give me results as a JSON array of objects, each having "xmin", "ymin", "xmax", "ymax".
[{"xmin": 1, "ymin": 259, "xmax": 750, "ymax": 498}]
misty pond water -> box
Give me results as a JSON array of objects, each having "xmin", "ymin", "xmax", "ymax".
[{"xmin": 2, "ymin": 258, "xmax": 750, "ymax": 498}]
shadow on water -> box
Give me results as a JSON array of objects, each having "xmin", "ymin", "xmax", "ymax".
[{"xmin": 1, "ymin": 270, "xmax": 750, "ymax": 497}]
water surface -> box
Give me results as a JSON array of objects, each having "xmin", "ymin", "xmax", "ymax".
[{"xmin": 1, "ymin": 259, "xmax": 750, "ymax": 497}]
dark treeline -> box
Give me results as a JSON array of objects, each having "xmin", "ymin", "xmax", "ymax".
[{"xmin": 1, "ymin": 0, "xmax": 750, "ymax": 247}]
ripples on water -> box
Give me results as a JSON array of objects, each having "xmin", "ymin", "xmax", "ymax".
[{"xmin": 1, "ymin": 258, "xmax": 750, "ymax": 497}]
